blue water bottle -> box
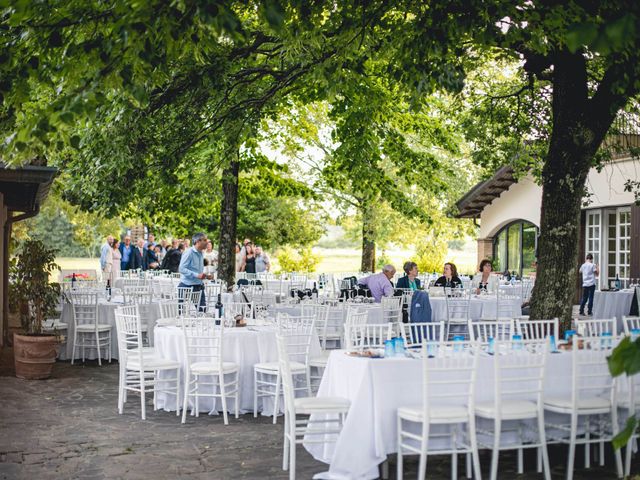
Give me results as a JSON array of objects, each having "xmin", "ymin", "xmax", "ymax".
[
  {"xmin": 487, "ymin": 336, "xmax": 495, "ymax": 355},
  {"xmin": 512, "ymin": 334, "xmax": 523, "ymax": 350},
  {"xmin": 549, "ymin": 335, "xmax": 558, "ymax": 353},
  {"xmin": 384, "ymin": 339, "xmax": 395, "ymax": 358},
  {"xmin": 394, "ymin": 337, "xmax": 406, "ymax": 357}
]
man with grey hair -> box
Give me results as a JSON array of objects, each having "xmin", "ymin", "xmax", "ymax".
[
  {"xmin": 100, "ymin": 235, "xmax": 114, "ymax": 273},
  {"xmin": 358, "ymin": 264, "xmax": 396, "ymax": 302},
  {"xmin": 178, "ymin": 232, "xmax": 210, "ymax": 310}
]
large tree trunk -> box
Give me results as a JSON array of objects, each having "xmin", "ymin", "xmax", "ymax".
[
  {"xmin": 529, "ymin": 52, "xmax": 619, "ymax": 331},
  {"xmin": 218, "ymin": 157, "xmax": 240, "ymax": 290},
  {"xmin": 360, "ymin": 204, "xmax": 376, "ymax": 273}
]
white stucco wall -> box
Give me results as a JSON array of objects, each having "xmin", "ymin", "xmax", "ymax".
[
  {"xmin": 585, "ymin": 157, "xmax": 640, "ymax": 208},
  {"xmin": 478, "ymin": 157, "xmax": 640, "ymax": 238},
  {"xmin": 479, "ymin": 175, "xmax": 542, "ymax": 238}
]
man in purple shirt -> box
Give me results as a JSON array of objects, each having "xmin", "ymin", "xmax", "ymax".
[{"xmin": 358, "ymin": 265, "xmax": 396, "ymax": 302}]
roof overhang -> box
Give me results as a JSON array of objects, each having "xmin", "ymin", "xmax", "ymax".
[
  {"xmin": 0, "ymin": 164, "xmax": 57, "ymax": 218},
  {"xmin": 455, "ymin": 165, "xmax": 517, "ymax": 218}
]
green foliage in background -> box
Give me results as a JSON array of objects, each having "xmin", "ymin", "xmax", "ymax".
[
  {"xmin": 276, "ymin": 246, "xmax": 321, "ymax": 273},
  {"xmin": 608, "ymin": 337, "xmax": 640, "ymax": 449}
]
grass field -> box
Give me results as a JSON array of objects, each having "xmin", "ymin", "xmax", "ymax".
[{"xmin": 54, "ymin": 244, "xmax": 478, "ymax": 277}]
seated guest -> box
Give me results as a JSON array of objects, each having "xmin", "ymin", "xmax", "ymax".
[
  {"xmin": 473, "ymin": 259, "xmax": 492, "ymax": 293},
  {"xmin": 358, "ymin": 264, "xmax": 396, "ymax": 302},
  {"xmin": 434, "ymin": 262, "xmax": 462, "ymax": 288},
  {"xmin": 396, "ymin": 261, "xmax": 421, "ymax": 291}
]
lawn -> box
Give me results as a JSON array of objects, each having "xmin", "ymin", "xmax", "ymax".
[{"xmin": 54, "ymin": 245, "xmax": 478, "ymax": 278}]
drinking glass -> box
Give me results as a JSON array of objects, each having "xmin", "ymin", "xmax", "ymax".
[
  {"xmin": 384, "ymin": 339, "xmax": 395, "ymax": 358},
  {"xmin": 512, "ymin": 334, "xmax": 523, "ymax": 350}
]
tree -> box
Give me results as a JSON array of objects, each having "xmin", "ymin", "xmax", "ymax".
[{"xmin": 358, "ymin": 1, "xmax": 640, "ymax": 328}]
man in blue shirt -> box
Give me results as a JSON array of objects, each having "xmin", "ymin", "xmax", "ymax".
[
  {"xmin": 119, "ymin": 235, "xmax": 133, "ymax": 271},
  {"xmin": 178, "ymin": 232, "xmax": 210, "ymax": 311}
]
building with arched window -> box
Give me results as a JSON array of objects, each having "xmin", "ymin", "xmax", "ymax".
[{"xmin": 456, "ymin": 155, "xmax": 640, "ymax": 290}]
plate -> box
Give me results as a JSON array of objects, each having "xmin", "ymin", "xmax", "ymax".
[{"xmin": 345, "ymin": 350, "xmax": 384, "ymax": 358}]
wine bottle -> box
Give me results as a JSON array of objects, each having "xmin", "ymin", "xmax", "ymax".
[
  {"xmin": 312, "ymin": 282, "xmax": 318, "ymax": 300},
  {"xmin": 215, "ymin": 293, "xmax": 224, "ymax": 322},
  {"xmin": 615, "ymin": 273, "xmax": 621, "ymax": 290},
  {"xmin": 71, "ymin": 272, "xmax": 76, "ymax": 288},
  {"xmin": 106, "ymin": 279, "xmax": 111, "ymax": 301}
]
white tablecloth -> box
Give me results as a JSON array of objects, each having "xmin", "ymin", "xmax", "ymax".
[
  {"xmin": 593, "ymin": 290, "xmax": 634, "ymax": 330},
  {"xmin": 59, "ymin": 295, "xmax": 161, "ymax": 361},
  {"xmin": 154, "ymin": 325, "xmax": 322, "ymax": 415},
  {"xmin": 272, "ymin": 304, "xmax": 384, "ymax": 324},
  {"xmin": 429, "ymin": 295, "xmax": 521, "ymax": 322},
  {"xmin": 305, "ymin": 349, "xmax": 581, "ymax": 480}
]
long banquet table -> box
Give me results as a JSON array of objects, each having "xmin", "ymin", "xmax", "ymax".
[
  {"xmin": 304, "ymin": 348, "xmax": 602, "ymax": 480},
  {"xmin": 154, "ymin": 324, "xmax": 322, "ymax": 416}
]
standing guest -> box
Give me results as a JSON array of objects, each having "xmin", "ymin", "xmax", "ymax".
[
  {"xmin": 241, "ymin": 243, "xmax": 257, "ymax": 274},
  {"xmin": 178, "ymin": 233, "xmax": 209, "ymax": 310},
  {"xmin": 255, "ymin": 245, "xmax": 271, "ymax": 273},
  {"xmin": 146, "ymin": 245, "xmax": 160, "ymax": 270},
  {"xmin": 119, "ymin": 235, "xmax": 134, "ymax": 271},
  {"xmin": 100, "ymin": 235, "xmax": 114, "ymax": 277},
  {"xmin": 144, "ymin": 233, "xmax": 156, "ymax": 250},
  {"xmin": 358, "ymin": 265, "xmax": 396, "ymax": 302},
  {"xmin": 103, "ymin": 238, "xmax": 114, "ymax": 283},
  {"xmin": 434, "ymin": 262, "xmax": 463, "ymax": 288},
  {"xmin": 110, "ymin": 239, "xmax": 122, "ymax": 283},
  {"xmin": 235, "ymin": 243, "xmax": 243, "ymax": 272},
  {"xmin": 240, "ymin": 238, "xmax": 251, "ymax": 256},
  {"xmin": 159, "ymin": 239, "xmax": 168, "ymax": 254},
  {"xmin": 184, "ymin": 238, "xmax": 191, "ymax": 248},
  {"xmin": 154, "ymin": 244, "xmax": 165, "ymax": 266},
  {"xmin": 161, "ymin": 243, "xmax": 184, "ymax": 272},
  {"xmin": 396, "ymin": 261, "xmax": 421, "ymax": 290},
  {"xmin": 579, "ymin": 253, "xmax": 599, "ymax": 316},
  {"xmin": 473, "ymin": 259, "xmax": 493, "ymax": 293},
  {"xmin": 129, "ymin": 238, "xmax": 149, "ymax": 271},
  {"xmin": 203, "ymin": 240, "xmax": 218, "ymax": 275}
]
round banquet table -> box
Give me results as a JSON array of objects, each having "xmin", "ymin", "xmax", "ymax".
[
  {"xmin": 592, "ymin": 289, "xmax": 635, "ymax": 331},
  {"xmin": 304, "ymin": 348, "xmax": 622, "ymax": 480},
  {"xmin": 429, "ymin": 295, "xmax": 522, "ymax": 322},
  {"xmin": 153, "ymin": 324, "xmax": 322, "ymax": 416},
  {"xmin": 59, "ymin": 295, "xmax": 161, "ymax": 361}
]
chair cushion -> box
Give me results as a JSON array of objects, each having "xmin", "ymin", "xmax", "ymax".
[
  {"xmin": 76, "ymin": 324, "xmax": 111, "ymax": 332},
  {"xmin": 254, "ymin": 361, "xmax": 306, "ymax": 372},
  {"xmin": 126, "ymin": 356, "xmax": 180, "ymax": 371},
  {"xmin": 190, "ymin": 361, "xmax": 238, "ymax": 375},
  {"xmin": 294, "ymin": 396, "xmax": 350, "ymax": 414},
  {"xmin": 544, "ymin": 396, "xmax": 611, "ymax": 413},
  {"xmin": 398, "ymin": 405, "xmax": 469, "ymax": 423},
  {"xmin": 475, "ymin": 400, "xmax": 538, "ymax": 420}
]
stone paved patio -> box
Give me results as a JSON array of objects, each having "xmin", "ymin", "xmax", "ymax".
[{"xmin": 0, "ymin": 349, "xmax": 636, "ymax": 479}]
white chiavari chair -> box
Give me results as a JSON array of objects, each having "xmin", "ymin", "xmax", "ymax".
[
  {"xmin": 397, "ymin": 341, "xmax": 481, "ymax": 480},
  {"xmin": 445, "ymin": 293, "xmax": 471, "ymax": 340},
  {"xmin": 177, "ymin": 287, "xmax": 203, "ymax": 316},
  {"xmin": 516, "ymin": 318, "xmax": 560, "ymax": 341},
  {"xmin": 180, "ymin": 317, "xmax": 239, "ymax": 425},
  {"xmin": 254, "ymin": 314, "xmax": 315, "ymax": 423},
  {"xmin": 575, "ymin": 318, "xmax": 617, "ymax": 337},
  {"xmin": 622, "ymin": 315, "xmax": 640, "ymax": 336},
  {"xmin": 70, "ymin": 290, "xmax": 111, "ymax": 366},
  {"xmin": 277, "ymin": 332, "xmax": 350, "ymax": 480},
  {"xmin": 115, "ymin": 305, "xmax": 180, "ymax": 420},
  {"xmin": 544, "ymin": 337, "xmax": 623, "ymax": 480},
  {"xmin": 468, "ymin": 320, "xmax": 514, "ymax": 344},
  {"xmin": 399, "ymin": 321, "xmax": 445, "ymax": 348},
  {"xmin": 475, "ymin": 340, "xmax": 551, "ymax": 480}
]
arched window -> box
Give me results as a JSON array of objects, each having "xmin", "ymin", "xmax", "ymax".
[{"xmin": 492, "ymin": 220, "xmax": 538, "ymax": 277}]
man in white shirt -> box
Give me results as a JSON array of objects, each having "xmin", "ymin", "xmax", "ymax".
[
  {"xmin": 254, "ymin": 245, "xmax": 270, "ymax": 273},
  {"xmin": 579, "ymin": 253, "xmax": 599, "ymax": 316}
]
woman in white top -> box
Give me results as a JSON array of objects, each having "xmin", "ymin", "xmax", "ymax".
[
  {"xmin": 110, "ymin": 240, "xmax": 122, "ymax": 283},
  {"xmin": 235, "ymin": 243, "xmax": 243, "ymax": 272},
  {"xmin": 473, "ymin": 259, "xmax": 493, "ymax": 294}
]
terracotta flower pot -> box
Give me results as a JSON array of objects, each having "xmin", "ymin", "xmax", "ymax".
[{"xmin": 13, "ymin": 333, "xmax": 58, "ymax": 380}]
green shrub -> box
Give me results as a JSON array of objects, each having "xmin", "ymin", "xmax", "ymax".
[
  {"xmin": 276, "ymin": 246, "xmax": 321, "ymax": 273},
  {"xmin": 414, "ymin": 242, "xmax": 447, "ymax": 275}
]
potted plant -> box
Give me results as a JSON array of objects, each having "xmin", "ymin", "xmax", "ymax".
[{"xmin": 9, "ymin": 239, "xmax": 61, "ymax": 379}]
